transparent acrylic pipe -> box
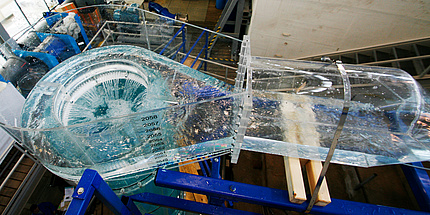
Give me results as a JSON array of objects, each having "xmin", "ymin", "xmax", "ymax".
[{"xmin": 244, "ymin": 56, "xmax": 430, "ymax": 167}]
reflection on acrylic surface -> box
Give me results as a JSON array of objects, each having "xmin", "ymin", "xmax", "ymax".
[{"xmin": 244, "ymin": 56, "xmax": 430, "ymax": 167}]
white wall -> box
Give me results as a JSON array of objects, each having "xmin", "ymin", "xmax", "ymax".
[{"xmin": 248, "ymin": 0, "xmax": 430, "ymax": 59}]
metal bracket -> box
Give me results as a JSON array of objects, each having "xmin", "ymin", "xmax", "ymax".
[{"xmin": 305, "ymin": 60, "xmax": 351, "ymax": 213}]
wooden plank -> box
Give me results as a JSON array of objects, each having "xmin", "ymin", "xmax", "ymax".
[
  {"xmin": 182, "ymin": 58, "xmax": 201, "ymax": 70},
  {"xmin": 355, "ymin": 165, "xmax": 420, "ymax": 210},
  {"xmin": 325, "ymin": 164, "xmax": 366, "ymax": 202},
  {"xmin": 95, "ymin": 202, "xmax": 102, "ymax": 215},
  {"xmin": 3, "ymin": 178, "xmax": 21, "ymax": 189},
  {"xmin": 14, "ymin": 163, "xmax": 32, "ymax": 174},
  {"xmin": 0, "ymin": 195, "xmax": 11, "ymax": 207},
  {"xmin": 9, "ymin": 171, "xmax": 28, "ymax": 181},
  {"xmin": 306, "ymin": 160, "xmax": 331, "ymax": 206},
  {"xmin": 0, "ymin": 187, "xmax": 16, "ymax": 198},
  {"xmin": 281, "ymin": 94, "xmax": 308, "ymax": 204},
  {"xmin": 102, "ymin": 203, "xmax": 115, "ymax": 215},
  {"xmin": 179, "ymin": 161, "xmax": 208, "ymax": 203},
  {"xmin": 284, "ymin": 157, "xmax": 306, "ymax": 204},
  {"xmin": 20, "ymin": 157, "xmax": 35, "ymax": 166}
]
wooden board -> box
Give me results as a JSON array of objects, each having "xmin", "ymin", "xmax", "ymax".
[
  {"xmin": 284, "ymin": 157, "xmax": 306, "ymax": 204},
  {"xmin": 182, "ymin": 58, "xmax": 201, "ymax": 70},
  {"xmin": 306, "ymin": 160, "xmax": 331, "ymax": 206},
  {"xmin": 179, "ymin": 161, "xmax": 208, "ymax": 203}
]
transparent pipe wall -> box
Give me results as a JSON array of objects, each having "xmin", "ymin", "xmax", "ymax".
[
  {"xmin": 0, "ymin": 45, "xmax": 244, "ymax": 196},
  {"xmin": 243, "ymin": 55, "xmax": 430, "ymax": 167}
]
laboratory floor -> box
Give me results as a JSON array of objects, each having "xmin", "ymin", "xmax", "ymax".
[{"xmin": 230, "ymin": 150, "xmax": 428, "ymax": 214}]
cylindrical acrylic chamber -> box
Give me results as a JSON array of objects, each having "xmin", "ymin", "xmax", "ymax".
[{"xmin": 9, "ymin": 45, "xmax": 242, "ymax": 197}]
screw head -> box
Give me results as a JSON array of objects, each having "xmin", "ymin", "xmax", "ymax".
[
  {"xmin": 229, "ymin": 185, "xmax": 236, "ymax": 192},
  {"xmin": 214, "ymin": 158, "xmax": 219, "ymax": 162},
  {"xmin": 77, "ymin": 187, "xmax": 84, "ymax": 195}
]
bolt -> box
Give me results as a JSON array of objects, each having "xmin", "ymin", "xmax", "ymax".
[
  {"xmin": 77, "ymin": 187, "xmax": 84, "ymax": 195},
  {"xmin": 214, "ymin": 158, "xmax": 219, "ymax": 162},
  {"xmin": 229, "ymin": 185, "xmax": 236, "ymax": 193}
]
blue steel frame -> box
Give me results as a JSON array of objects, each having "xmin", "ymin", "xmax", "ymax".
[
  {"xmin": 155, "ymin": 169, "xmax": 430, "ymax": 215},
  {"xmin": 159, "ymin": 23, "xmax": 186, "ymax": 56},
  {"xmin": 66, "ymin": 166, "xmax": 430, "ymax": 215},
  {"xmin": 65, "ymin": 169, "xmax": 134, "ymax": 215},
  {"xmin": 401, "ymin": 162, "xmax": 430, "ymax": 212},
  {"xmin": 180, "ymin": 29, "xmax": 205, "ymax": 64},
  {"xmin": 159, "ymin": 25, "xmax": 209, "ymax": 71}
]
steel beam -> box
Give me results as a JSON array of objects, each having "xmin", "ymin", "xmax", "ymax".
[
  {"xmin": 66, "ymin": 169, "xmax": 134, "ymax": 215},
  {"xmin": 401, "ymin": 162, "xmax": 430, "ymax": 212},
  {"xmin": 130, "ymin": 192, "xmax": 258, "ymax": 215},
  {"xmin": 155, "ymin": 169, "xmax": 429, "ymax": 215}
]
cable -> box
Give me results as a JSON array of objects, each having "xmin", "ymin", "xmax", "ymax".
[{"xmin": 402, "ymin": 163, "xmax": 430, "ymax": 171}]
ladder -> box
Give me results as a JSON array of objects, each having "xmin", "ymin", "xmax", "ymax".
[{"xmin": 0, "ymin": 145, "xmax": 45, "ymax": 215}]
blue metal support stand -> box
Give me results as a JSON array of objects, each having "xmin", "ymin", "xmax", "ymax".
[
  {"xmin": 155, "ymin": 169, "xmax": 430, "ymax": 215},
  {"xmin": 129, "ymin": 192, "xmax": 258, "ymax": 215},
  {"xmin": 66, "ymin": 169, "xmax": 135, "ymax": 215},
  {"xmin": 66, "ymin": 165, "xmax": 430, "ymax": 215},
  {"xmin": 402, "ymin": 162, "xmax": 430, "ymax": 212},
  {"xmin": 207, "ymin": 157, "xmax": 226, "ymax": 206},
  {"xmin": 198, "ymin": 160, "xmax": 209, "ymax": 177}
]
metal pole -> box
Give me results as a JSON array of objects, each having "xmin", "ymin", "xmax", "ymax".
[
  {"xmin": 225, "ymin": 67, "xmax": 228, "ymax": 82},
  {"xmin": 418, "ymin": 65, "xmax": 430, "ymax": 78},
  {"xmin": 13, "ymin": 0, "xmax": 32, "ymax": 27},
  {"xmin": 42, "ymin": 0, "xmax": 51, "ymax": 12},
  {"xmin": 141, "ymin": 11, "xmax": 151, "ymax": 51},
  {"xmin": 83, "ymin": 21, "xmax": 108, "ymax": 52},
  {"xmin": 182, "ymin": 26, "xmax": 186, "ymax": 53},
  {"xmin": 160, "ymin": 24, "xmax": 185, "ymax": 55},
  {"xmin": 205, "ymin": 30, "xmax": 208, "ymax": 71}
]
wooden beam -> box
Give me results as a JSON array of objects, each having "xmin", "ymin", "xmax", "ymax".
[
  {"xmin": 284, "ymin": 156, "xmax": 307, "ymax": 204},
  {"xmin": 179, "ymin": 161, "xmax": 208, "ymax": 203},
  {"xmin": 306, "ymin": 160, "xmax": 331, "ymax": 206},
  {"xmin": 183, "ymin": 58, "xmax": 201, "ymax": 70}
]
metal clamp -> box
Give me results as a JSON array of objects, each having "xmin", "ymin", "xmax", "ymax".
[{"xmin": 305, "ymin": 60, "xmax": 351, "ymax": 213}]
